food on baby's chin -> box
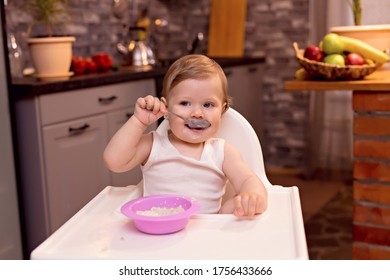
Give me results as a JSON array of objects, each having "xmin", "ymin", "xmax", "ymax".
[{"xmin": 136, "ymin": 205, "xmax": 185, "ymax": 216}]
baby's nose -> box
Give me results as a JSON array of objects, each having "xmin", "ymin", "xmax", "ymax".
[{"xmin": 190, "ymin": 105, "xmax": 204, "ymax": 117}]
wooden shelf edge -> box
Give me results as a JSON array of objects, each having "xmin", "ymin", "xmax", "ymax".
[{"xmin": 284, "ymin": 69, "xmax": 390, "ymax": 92}]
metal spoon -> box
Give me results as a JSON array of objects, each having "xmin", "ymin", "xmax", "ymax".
[{"xmin": 167, "ymin": 111, "xmax": 211, "ymax": 129}]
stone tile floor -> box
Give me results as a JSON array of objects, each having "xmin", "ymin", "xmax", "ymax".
[
  {"xmin": 267, "ymin": 171, "xmax": 353, "ymax": 260},
  {"xmin": 304, "ymin": 184, "xmax": 353, "ymax": 259}
]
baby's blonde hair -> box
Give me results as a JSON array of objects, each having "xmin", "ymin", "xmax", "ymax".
[{"xmin": 162, "ymin": 54, "xmax": 230, "ymax": 109}]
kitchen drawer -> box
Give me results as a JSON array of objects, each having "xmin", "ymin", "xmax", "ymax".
[
  {"xmin": 42, "ymin": 114, "xmax": 110, "ymax": 232},
  {"xmin": 39, "ymin": 79, "xmax": 155, "ymax": 125}
]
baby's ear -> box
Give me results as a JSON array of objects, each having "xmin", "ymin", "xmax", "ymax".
[{"xmin": 222, "ymin": 102, "xmax": 229, "ymax": 113}]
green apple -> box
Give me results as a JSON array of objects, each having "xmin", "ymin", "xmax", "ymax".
[
  {"xmin": 323, "ymin": 54, "xmax": 345, "ymax": 66},
  {"xmin": 322, "ymin": 33, "xmax": 344, "ymax": 54}
]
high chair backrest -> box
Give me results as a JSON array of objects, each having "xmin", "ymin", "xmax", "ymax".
[
  {"xmin": 215, "ymin": 108, "xmax": 272, "ymax": 188},
  {"xmin": 156, "ymin": 108, "xmax": 272, "ymax": 191}
]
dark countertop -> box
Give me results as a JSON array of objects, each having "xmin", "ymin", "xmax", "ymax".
[{"xmin": 10, "ymin": 56, "xmax": 265, "ymax": 100}]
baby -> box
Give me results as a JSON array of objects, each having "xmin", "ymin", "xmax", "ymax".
[{"xmin": 104, "ymin": 54, "xmax": 267, "ymax": 216}]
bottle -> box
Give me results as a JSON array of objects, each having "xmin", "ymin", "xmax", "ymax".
[
  {"xmin": 136, "ymin": 8, "xmax": 151, "ymax": 41},
  {"xmin": 7, "ymin": 33, "xmax": 25, "ymax": 78}
]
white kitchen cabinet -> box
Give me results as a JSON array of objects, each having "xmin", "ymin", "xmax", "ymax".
[
  {"xmin": 224, "ymin": 63, "xmax": 264, "ymax": 144},
  {"xmin": 42, "ymin": 115, "xmax": 111, "ymax": 231},
  {"xmin": 14, "ymin": 79, "xmax": 155, "ymax": 255}
]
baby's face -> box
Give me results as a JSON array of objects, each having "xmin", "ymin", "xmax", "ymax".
[{"xmin": 167, "ymin": 75, "xmax": 226, "ymax": 144}]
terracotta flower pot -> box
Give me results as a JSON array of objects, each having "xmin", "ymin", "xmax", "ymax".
[{"xmin": 27, "ymin": 36, "xmax": 76, "ymax": 81}]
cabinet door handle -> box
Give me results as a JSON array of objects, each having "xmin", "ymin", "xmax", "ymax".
[
  {"xmin": 98, "ymin": 95, "xmax": 118, "ymax": 104},
  {"xmin": 126, "ymin": 113, "xmax": 133, "ymax": 118},
  {"xmin": 69, "ymin": 124, "xmax": 90, "ymax": 135}
]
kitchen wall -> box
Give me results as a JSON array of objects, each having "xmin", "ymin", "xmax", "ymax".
[
  {"xmin": 0, "ymin": 4, "xmax": 23, "ymax": 259},
  {"xmin": 246, "ymin": 0, "xmax": 309, "ymax": 169},
  {"xmin": 4, "ymin": 0, "xmax": 310, "ymax": 171}
]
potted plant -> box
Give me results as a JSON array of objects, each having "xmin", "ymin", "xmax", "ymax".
[
  {"xmin": 330, "ymin": 0, "xmax": 390, "ymax": 53},
  {"xmin": 350, "ymin": 0, "xmax": 362, "ymax": 26},
  {"xmin": 24, "ymin": 0, "xmax": 76, "ymax": 81}
]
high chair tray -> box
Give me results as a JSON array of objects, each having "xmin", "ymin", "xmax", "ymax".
[{"xmin": 31, "ymin": 185, "xmax": 308, "ymax": 260}]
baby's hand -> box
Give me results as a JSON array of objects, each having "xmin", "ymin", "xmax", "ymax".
[
  {"xmin": 134, "ymin": 95, "xmax": 167, "ymax": 126},
  {"xmin": 233, "ymin": 192, "xmax": 265, "ymax": 217}
]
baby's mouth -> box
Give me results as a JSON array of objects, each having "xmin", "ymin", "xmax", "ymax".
[{"xmin": 185, "ymin": 124, "xmax": 208, "ymax": 131}]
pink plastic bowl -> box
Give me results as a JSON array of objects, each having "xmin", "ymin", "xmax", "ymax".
[{"xmin": 121, "ymin": 194, "xmax": 201, "ymax": 235}]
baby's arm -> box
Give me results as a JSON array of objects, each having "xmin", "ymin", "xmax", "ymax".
[
  {"xmin": 103, "ymin": 95, "xmax": 167, "ymax": 173},
  {"xmin": 220, "ymin": 143, "xmax": 268, "ymax": 216}
]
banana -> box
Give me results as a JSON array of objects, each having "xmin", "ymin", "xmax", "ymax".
[
  {"xmin": 295, "ymin": 68, "xmax": 308, "ymax": 80},
  {"xmin": 365, "ymin": 58, "xmax": 374, "ymax": 65},
  {"xmin": 339, "ymin": 35, "xmax": 389, "ymax": 64}
]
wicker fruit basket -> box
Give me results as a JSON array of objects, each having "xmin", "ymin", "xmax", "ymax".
[{"xmin": 293, "ymin": 42, "xmax": 382, "ymax": 81}]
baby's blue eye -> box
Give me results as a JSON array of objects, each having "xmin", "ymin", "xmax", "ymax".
[{"xmin": 203, "ymin": 103, "xmax": 213, "ymax": 108}]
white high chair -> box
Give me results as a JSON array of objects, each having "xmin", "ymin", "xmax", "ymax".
[
  {"xmin": 31, "ymin": 108, "xmax": 308, "ymax": 260},
  {"xmin": 216, "ymin": 107, "xmax": 272, "ymax": 189}
]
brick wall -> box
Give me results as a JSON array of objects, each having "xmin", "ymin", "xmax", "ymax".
[
  {"xmin": 4, "ymin": 0, "xmax": 310, "ymax": 171},
  {"xmin": 352, "ymin": 91, "xmax": 390, "ymax": 259},
  {"xmin": 245, "ymin": 0, "xmax": 310, "ymax": 170}
]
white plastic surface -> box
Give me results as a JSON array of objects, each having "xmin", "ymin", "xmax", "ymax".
[{"xmin": 31, "ymin": 185, "xmax": 308, "ymax": 260}]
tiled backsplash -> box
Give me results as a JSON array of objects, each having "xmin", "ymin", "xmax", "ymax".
[{"xmin": 4, "ymin": 0, "xmax": 310, "ymax": 171}]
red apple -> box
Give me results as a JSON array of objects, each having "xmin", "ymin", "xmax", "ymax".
[
  {"xmin": 304, "ymin": 45, "xmax": 325, "ymax": 62},
  {"xmin": 71, "ymin": 56, "xmax": 87, "ymax": 74},
  {"xmin": 85, "ymin": 58, "xmax": 98, "ymax": 72},
  {"xmin": 92, "ymin": 53, "xmax": 113, "ymax": 71},
  {"xmin": 345, "ymin": 53, "xmax": 365, "ymax": 66}
]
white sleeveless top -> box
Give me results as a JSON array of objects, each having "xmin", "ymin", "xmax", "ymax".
[{"xmin": 142, "ymin": 129, "xmax": 227, "ymax": 214}]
